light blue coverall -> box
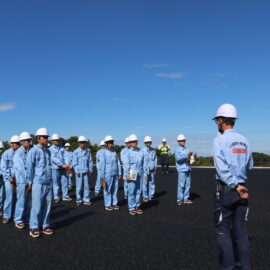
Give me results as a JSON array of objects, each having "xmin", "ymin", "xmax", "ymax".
[
  {"xmin": 72, "ymin": 147, "xmax": 93, "ymax": 203},
  {"xmin": 0, "ymin": 152, "xmax": 4, "ymax": 211},
  {"xmin": 26, "ymin": 144, "xmax": 53, "ymax": 230},
  {"xmin": 213, "ymin": 128, "xmax": 253, "ymax": 270},
  {"xmin": 142, "ymin": 146, "xmax": 157, "ymax": 200},
  {"xmin": 1, "ymin": 148, "xmax": 16, "ymax": 219},
  {"xmin": 123, "ymin": 148, "xmax": 145, "ymax": 211},
  {"xmin": 64, "ymin": 150, "xmax": 73, "ymax": 187},
  {"xmin": 13, "ymin": 146, "xmax": 32, "ymax": 225},
  {"xmin": 50, "ymin": 144, "xmax": 69, "ymax": 199},
  {"xmin": 99, "ymin": 148, "xmax": 121, "ymax": 207},
  {"xmin": 120, "ymin": 147, "xmax": 129, "ymax": 197},
  {"xmin": 94, "ymin": 149, "xmax": 104, "ymax": 194},
  {"xmin": 175, "ymin": 146, "xmax": 191, "ymax": 202}
]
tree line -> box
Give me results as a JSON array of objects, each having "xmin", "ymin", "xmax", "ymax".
[{"xmin": 1, "ymin": 136, "xmax": 269, "ymax": 167}]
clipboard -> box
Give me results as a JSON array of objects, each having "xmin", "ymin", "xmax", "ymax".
[{"xmin": 129, "ymin": 169, "xmax": 138, "ymax": 181}]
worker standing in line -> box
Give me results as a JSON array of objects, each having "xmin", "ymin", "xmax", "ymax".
[
  {"xmin": 175, "ymin": 134, "xmax": 193, "ymax": 205},
  {"xmin": 1, "ymin": 135, "xmax": 20, "ymax": 224},
  {"xmin": 213, "ymin": 104, "xmax": 253, "ymax": 270},
  {"xmin": 94, "ymin": 140, "xmax": 105, "ymax": 197},
  {"xmin": 142, "ymin": 136, "xmax": 157, "ymax": 202},
  {"xmin": 0, "ymin": 141, "xmax": 5, "ymax": 216},
  {"xmin": 72, "ymin": 136, "xmax": 93, "ymax": 206},
  {"xmin": 100, "ymin": 136, "xmax": 121, "ymax": 211},
  {"xmin": 158, "ymin": 138, "xmax": 170, "ymax": 174},
  {"xmin": 123, "ymin": 134, "xmax": 145, "ymax": 215},
  {"xmin": 13, "ymin": 132, "xmax": 33, "ymax": 229},
  {"xmin": 64, "ymin": 143, "xmax": 74, "ymax": 190},
  {"xmin": 26, "ymin": 128, "xmax": 54, "ymax": 238},
  {"xmin": 120, "ymin": 137, "xmax": 130, "ymax": 199},
  {"xmin": 50, "ymin": 134, "xmax": 71, "ymax": 203}
]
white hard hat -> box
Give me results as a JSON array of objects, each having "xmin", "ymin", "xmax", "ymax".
[
  {"xmin": 125, "ymin": 137, "xmax": 130, "ymax": 143},
  {"xmin": 214, "ymin": 104, "xmax": 238, "ymax": 119},
  {"xmin": 51, "ymin": 134, "xmax": 60, "ymax": 140},
  {"xmin": 19, "ymin": 132, "xmax": 32, "ymax": 141},
  {"xmin": 10, "ymin": 135, "xmax": 20, "ymax": 143},
  {"xmin": 100, "ymin": 140, "xmax": 105, "ymax": 146},
  {"xmin": 78, "ymin": 136, "xmax": 87, "ymax": 142},
  {"xmin": 177, "ymin": 134, "xmax": 186, "ymax": 141},
  {"xmin": 129, "ymin": 134, "xmax": 138, "ymax": 141},
  {"xmin": 0, "ymin": 141, "xmax": 4, "ymax": 148},
  {"xmin": 65, "ymin": 143, "xmax": 70, "ymax": 147},
  {"xmin": 144, "ymin": 136, "xmax": 152, "ymax": 143},
  {"xmin": 162, "ymin": 138, "xmax": 167, "ymax": 142},
  {"xmin": 36, "ymin": 127, "xmax": 50, "ymax": 137},
  {"xmin": 104, "ymin": 135, "xmax": 114, "ymax": 142}
]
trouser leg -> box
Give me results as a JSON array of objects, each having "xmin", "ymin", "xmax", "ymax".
[
  {"xmin": 40, "ymin": 184, "xmax": 52, "ymax": 229},
  {"xmin": 83, "ymin": 173, "xmax": 90, "ymax": 202},
  {"xmin": 135, "ymin": 175, "xmax": 142, "ymax": 208},
  {"xmin": 123, "ymin": 180, "xmax": 128, "ymax": 197},
  {"xmin": 127, "ymin": 180, "xmax": 136, "ymax": 211},
  {"xmin": 14, "ymin": 183, "xmax": 26, "ymax": 224},
  {"xmin": 3, "ymin": 181, "xmax": 14, "ymax": 219},
  {"xmin": 76, "ymin": 174, "xmax": 83, "ymax": 203},
  {"xmin": 60, "ymin": 170, "xmax": 69, "ymax": 199},
  {"xmin": 95, "ymin": 171, "xmax": 102, "ymax": 193},
  {"xmin": 112, "ymin": 175, "xmax": 118, "ymax": 206},
  {"xmin": 30, "ymin": 183, "xmax": 42, "ymax": 229},
  {"xmin": 149, "ymin": 172, "xmax": 155, "ymax": 199},
  {"xmin": 232, "ymin": 202, "xmax": 251, "ymax": 270},
  {"xmin": 142, "ymin": 175, "xmax": 148, "ymax": 199},
  {"xmin": 52, "ymin": 169, "xmax": 60, "ymax": 200},
  {"xmin": 183, "ymin": 171, "xmax": 191, "ymax": 201},
  {"xmin": 103, "ymin": 175, "xmax": 113, "ymax": 207},
  {"xmin": 0, "ymin": 179, "xmax": 4, "ymax": 209},
  {"xmin": 177, "ymin": 171, "xmax": 185, "ymax": 202},
  {"xmin": 214, "ymin": 191, "xmax": 237, "ymax": 270}
]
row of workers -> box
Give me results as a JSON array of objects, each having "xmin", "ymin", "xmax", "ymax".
[{"xmin": 0, "ymin": 129, "xmax": 193, "ymax": 237}]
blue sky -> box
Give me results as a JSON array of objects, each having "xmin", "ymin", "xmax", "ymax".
[{"xmin": 0, "ymin": 0, "xmax": 269, "ymax": 155}]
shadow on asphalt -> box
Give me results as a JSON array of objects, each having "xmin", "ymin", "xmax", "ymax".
[{"xmin": 52, "ymin": 211, "xmax": 94, "ymax": 230}]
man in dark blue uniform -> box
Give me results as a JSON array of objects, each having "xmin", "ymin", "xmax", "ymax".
[{"xmin": 213, "ymin": 104, "xmax": 253, "ymax": 270}]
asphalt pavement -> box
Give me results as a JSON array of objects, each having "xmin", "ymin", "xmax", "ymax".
[{"xmin": 0, "ymin": 168, "xmax": 269, "ymax": 270}]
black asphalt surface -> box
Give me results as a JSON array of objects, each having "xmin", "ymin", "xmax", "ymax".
[{"xmin": 0, "ymin": 168, "xmax": 269, "ymax": 270}]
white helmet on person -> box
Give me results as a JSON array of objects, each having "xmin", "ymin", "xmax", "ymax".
[
  {"xmin": 214, "ymin": 104, "xmax": 238, "ymax": 119},
  {"xmin": 78, "ymin": 136, "xmax": 87, "ymax": 142},
  {"xmin": 100, "ymin": 140, "xmax": 105, "ymax": 146},
  {"xmin": 36, "ymin": 127, "xmax": 50, "ymax": 137},
  {"xmin": 65, "ymin": 143, "xmax": 70, "ymax": 147},
  {"xmin": 129, "ymin": 134, "xmax": 138, "ymax": 141},
  {"xmin": 162, "ymin": 138, "xmax": 167, "ymax": 142},
  {"xmin": 144, "ymin": 136, "xmax": 152, "ymax": 143},
  {"xmin": 177, "ymin": 134, "xmax": 186, "ymax": 141},
  {"xmin": 125, "ymin": 137, "xmax": 130, "ymax": 143},
  {"xmin": 10, "ymin": 135, "xmax": 20, "ymax": 143},
  {"xmin": 51, "ymin": 134, "xmax": 60, "ymax": 140},
  {"xmin": 19, "ymin": 132, "xmax": 32, "ymax": 141},
  {"xmin": 104, "ymin": 135, "xmax": 114, "ymax": 142}
]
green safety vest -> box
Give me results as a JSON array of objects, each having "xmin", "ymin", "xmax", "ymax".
[{"xmin": 159, "ymin": 145, "xmax": 169, "ymax": 155}]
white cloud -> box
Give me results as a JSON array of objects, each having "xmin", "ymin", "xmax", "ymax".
[
  {"xmin": 0, "ymin": 103, "xmax": 16, "ymax": 111},
  {"xmin": 155, "ymin": 72, "xmax": 187, "ymax": 79},
  {"xmin": 142, "ymin": 64, "xmax": 171, "ymax": 68}
]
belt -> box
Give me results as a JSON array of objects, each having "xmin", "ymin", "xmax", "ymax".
[
  {"xmin": 217, "ymin": 180, "xmax": 246, "ymax": 191},
  {"xmin": 217, "ymin": 180, "xmax": 234, "ymax": 191}
]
